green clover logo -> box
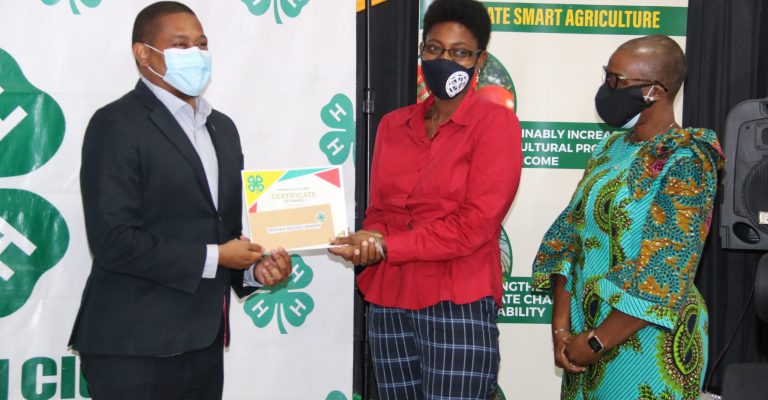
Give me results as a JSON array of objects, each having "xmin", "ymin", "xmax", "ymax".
[
  {"xmin": 0, "ymin": 49, "xmax": 65, "ymax": 177},
  {"xmin": 247, "ymin": 175, "xmax": 264, "ymax": 193},
  {"xmin": 319, "ymin": 93, "xmax": 355, "ymax": 165},
  {"xmin": 316, "ymin": 211, "xmax": 327, "ymax": 223},
  {"xmin": 326, "ymin": 391, "xmax": 362, "ymax": 400},
  {"xmin": 241, "ymin": 0, "xmax": 310, "ymax": 24},
  {"xmin": 0, "ymin": 49, "xmax": 69, "ymax": 318},
  {"xmin": 0, "ymin": 189, "xmax": 69, "ymax": 317},
  {"xmin": 244, "ymin": 254, "xmax": 314, "ymax": 334},
  {"xmin": 41, "ymin": 0, "xmax": 101, "ymax": 15}
]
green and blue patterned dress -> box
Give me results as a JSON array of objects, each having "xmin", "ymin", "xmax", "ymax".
[{"xmin": 532, "ymin": 128, "xmax": 724, "ymax": 400}]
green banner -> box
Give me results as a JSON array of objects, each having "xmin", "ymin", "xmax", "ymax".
[
  {"xmin": 498, "ymin": 277, "xmax": 552, "ymax": 324},
  {"xmin": 420, "ymin": 2, "xmax": 687, "ymax": 36},
  {"xmin": 521, "ymin": 121, "xmax": 624, "ymax": 169},
  {"xmin": 485, "ymin": 2, "xmax": 687, "ymax": 36}
]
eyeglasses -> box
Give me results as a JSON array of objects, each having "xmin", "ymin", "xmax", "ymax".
[
  {"xmin": 603, "ymin": 66, "xmax": 668, "ymax": 91},
  {"xmin": 420, "ymin": 43, "xmax": 482, "ymax": 60}
]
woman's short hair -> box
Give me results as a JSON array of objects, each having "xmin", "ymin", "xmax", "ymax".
[
  {"xmin": 619, "ymin": 34, "xmax": 687, "ymax": 97},
  {"xmin": 422, "ymin": 0, "xmax": 492, "ymax": 50}
]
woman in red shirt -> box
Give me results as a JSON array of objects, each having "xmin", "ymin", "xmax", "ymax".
[{"xmin": 331, "ymin": 0, "xmax": 522, "ymax": 398}]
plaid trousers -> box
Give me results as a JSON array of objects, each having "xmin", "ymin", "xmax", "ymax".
[{"xmin": 367, "ymin": 297, "xmax": 500, "ymax": 400}]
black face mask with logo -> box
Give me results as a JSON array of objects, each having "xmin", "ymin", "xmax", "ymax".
[
  {"xmin": 594, "ymin": 82, "xmax": 655, "ymax": 128},
  {"xmin": 421, "ymin": 58, "xmax": 476, "ymax": 100}
]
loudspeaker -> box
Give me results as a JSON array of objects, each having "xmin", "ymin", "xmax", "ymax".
[{"xmin": 720, "ymin": 98, "xmax": 768, "ymax": 250}]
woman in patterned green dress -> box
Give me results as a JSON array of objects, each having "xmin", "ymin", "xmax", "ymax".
[{"xmin": 532, "ymin": 35, "xmax": 724, "ymax": 399}]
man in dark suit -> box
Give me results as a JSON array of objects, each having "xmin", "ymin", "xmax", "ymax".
[{"xmin": 69, "ymin": 2, "xmax": 292, "ymax": 398}]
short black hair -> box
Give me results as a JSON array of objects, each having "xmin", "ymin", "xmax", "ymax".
[
  {"xmin": 422, "ymin": 0, "xmax": 491, "ymax": 50},
  {"xmin": 132, "ymin": 1, "xmax": 195, "ymax": 45},
  {"xmin": 618, "ymin": 34, "xmax": 687, "ymax": 97}
]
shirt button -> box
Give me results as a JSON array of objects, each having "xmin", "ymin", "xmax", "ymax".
[{"xmin": 217, "ymin": 215, "xmax": 223, "ymax": 222}]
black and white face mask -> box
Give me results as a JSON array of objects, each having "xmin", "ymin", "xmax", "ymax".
[
  {"xmin": 421, "ymin": 58, "xmax": 475, "ymax": 100},
  {"xmin": 594, "ymin": 82, "xmax": 656, "ymax": 129}
]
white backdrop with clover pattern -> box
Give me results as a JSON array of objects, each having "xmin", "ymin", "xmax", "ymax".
[{"xmin": 0, "ymin": 1, "xmax": 355, "ymax": 399}]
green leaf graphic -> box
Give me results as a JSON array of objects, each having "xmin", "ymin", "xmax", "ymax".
[
  {"xmin": 281, "ymin": 291, "xmax": 314, "ymax": 329},
  {"xmin": 241, "ymin": 0, "xmax": 271, "ymax": 16},
  {"xmin": 322, "ymin": 390, "xmax": 364, "ymax": 400},
  {"xmin": 242, "ymin": 0, "xmax": 310, "ymax": 24},
  {"xmin": 0, "ymin": 48, "xmax": 65, "ymax": 177},
  {"xmin": 325, "ymin": 391, "xmax": 347, "ymax": 400},
  {"xmin": 41, "ymin": 0, "xmax": 102, "ymax": 15},
  {"xmin": 280, "ymin": 0, "xmax": 309, "ymax": 18},
  {"xmin": 246, "ymin": 292, "xmax": 279, "ymax": 329},
  {"xmin": 243, "ymin": 254, "xmax": 315, "ymax": 334},
  {"xmin": 319, "ymin": 93, "xmax": 355, "ymax": 165},
  {"xmin": 79, "ymin": 0, "xmax": 101, "ymax": 8},
  {"xmin": 321, "ymin": 94, "xmax": 354, "ymax": 131},
  {"xmin": 0, "ymin": 188, "xmax": 69, "ymax": 317},
  {"xmin": 494, "ymin": 386, "xmax": 507, "ymax": 400}
]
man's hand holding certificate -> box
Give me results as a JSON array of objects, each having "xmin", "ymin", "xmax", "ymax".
[{"xmin": 242, "ymin": 166, "xmax": 348, "ymax": 252}]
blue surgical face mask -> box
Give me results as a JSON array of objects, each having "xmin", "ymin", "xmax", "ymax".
[{"xmin": 144, "ymin": 44, "xmax": 212, "ymax": 97}]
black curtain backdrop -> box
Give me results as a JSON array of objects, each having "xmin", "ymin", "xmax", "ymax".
[
  {"xmin": 354, "ymin": 1, "xmax": 419, "ymax": 398},
  {"xmin": 684, "ymin": 0, "xmax": 768, "ymax": 392}
]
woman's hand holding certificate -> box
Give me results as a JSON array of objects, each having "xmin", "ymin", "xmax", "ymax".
[{"xmin": 329, "ymin": 230, "xmax": 385, "ymax": 267}]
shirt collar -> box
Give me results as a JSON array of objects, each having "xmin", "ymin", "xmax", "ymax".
[
  {"xmin": 403, "ymin": 86, "xmax": 478, "ymax": 130},
  {"xmin": 140, "ymin": 76, "xmax": 212, "ymax": 120}
]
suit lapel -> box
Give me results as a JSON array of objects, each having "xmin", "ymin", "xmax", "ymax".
[
  {"xmin": 207, "ymin": 118, "xmax": 228, "ymax": 210},
  {"xmin": 134, "ymin": 80, "xmax": 216, "ymax": 209}
]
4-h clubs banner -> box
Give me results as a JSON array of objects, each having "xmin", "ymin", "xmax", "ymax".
[
  {"xmin": 418, "ymin": 0, "xmax": 688, "ymax": 398},
  {"xmin": 0, "ymin": 1, "xmax": 355, "ymax": 399}
]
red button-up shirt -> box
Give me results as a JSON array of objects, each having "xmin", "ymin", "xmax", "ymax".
[{"xmin": 357, "ymin": 88, "xmax": 522, "ymax": 309}]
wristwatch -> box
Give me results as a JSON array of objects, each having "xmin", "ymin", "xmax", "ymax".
[{"xmin": 587, "ymin": 330, "xmax": 604, "ymax": 353}]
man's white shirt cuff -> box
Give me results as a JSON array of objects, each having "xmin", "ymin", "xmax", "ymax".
[{"xmin": 202, "ymin": 244, "xmax": 219, "ymax": 278}]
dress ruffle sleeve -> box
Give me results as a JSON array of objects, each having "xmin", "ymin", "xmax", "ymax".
[{"xmin": 598, "ymin": 128, "xmax": 724, "ymax": 329}]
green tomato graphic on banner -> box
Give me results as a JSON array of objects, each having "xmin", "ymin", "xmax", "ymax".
[
  {"xmin": 241, "ymin": 0, "xmax": 310, "ymax": 24},
  {"xmin": 476, "ymin": 52, "xmax": 517, "ymax": 112},
  {"xmin": 0, "ymin": 49, "xmax": 65, "ymax": 177},
  {"xmin": 499, "ymin": 226, "xmax": 512, "ymax": 283},
  {"xmin": 0, "ymin": 189, "xmax": 69, "ymax": 318},
  {"xmin": 319, "ymin": 93, "xmax": 355, "ymax": 165},
  {"xmin": 244, "ymin": 254, "xmax": 315, "ymax": 334},
  {"xmin": 41, "ymin": 0, "xmax": 101, "ymax": 15}
]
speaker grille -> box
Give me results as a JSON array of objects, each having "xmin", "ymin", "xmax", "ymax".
[
  {"xmin": 762, "ymin": 127, "xmax": 768, "ymax": 146},
  {"xmin": 744, "ymin": 158, "xmax": 768, "ymax": 234},
  {"xmin": 733, "ymin": 123, "xmax": 757, "ymax": 217}
]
